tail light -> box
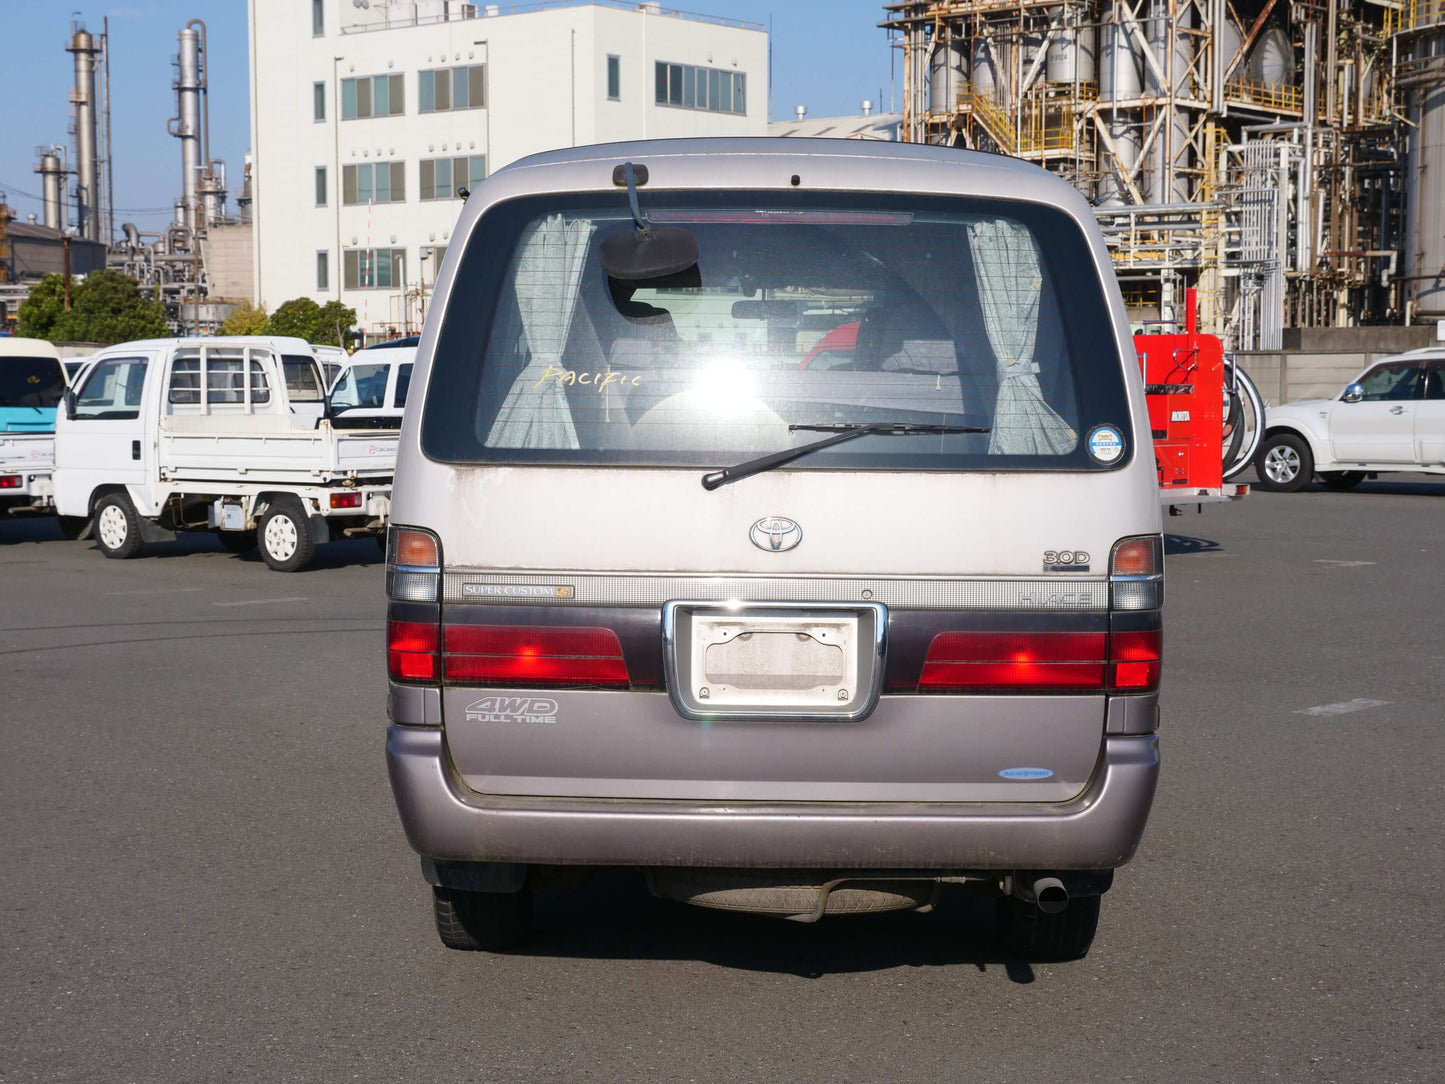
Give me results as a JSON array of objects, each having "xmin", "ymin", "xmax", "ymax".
[
  {"xmin": 0, "ymin": 474, "xmax": 22, "ymax": 490},
  {"xmin": 1109, "ymin": 534, "xmax": 1164, "ymax": 610},
  {"xmin": 920, "ymin": 631, "xmax": 1107, "ymax": 692},
  {"xmin": 386, "ymin": 526, "xmax": 440, "ymax": 603},
  {"xmin": 330, "ymin": 491, "xmax": 362, "ymax": 509},
  {"xmin": 1111, "ymin": 628, "xmax": 1162, "ymax": 690},
  {"xmin": 445, "ymin": 625, "xmax": 629, "ymax": 688},
  {"xmin": 388, "ymin": 619, "xmax": 439, "ymax": 682}
]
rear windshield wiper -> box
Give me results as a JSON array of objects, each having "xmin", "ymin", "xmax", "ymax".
[{"xmin": 701, "ymin": 421, "xmax": 990, "ymax": 491}]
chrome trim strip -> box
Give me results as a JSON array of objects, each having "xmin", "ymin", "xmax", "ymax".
[{"xmin": 441, "ymin": 571, "xmax": 1108, "ymax": 611}]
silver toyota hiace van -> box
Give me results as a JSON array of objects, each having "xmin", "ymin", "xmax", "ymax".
[{"xmin": 386, "ymin": 139, "xmax": 1162, "ymax": 960}]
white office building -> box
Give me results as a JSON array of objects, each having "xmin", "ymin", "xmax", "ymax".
[{"xmin": 248, "ymin": 0, "xmax": 768, "ymax": 339}]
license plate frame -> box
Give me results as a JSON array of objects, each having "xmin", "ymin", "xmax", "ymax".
[{"xmin": 663, "ymin": 600, "xmax": 887, "ymax": 721}]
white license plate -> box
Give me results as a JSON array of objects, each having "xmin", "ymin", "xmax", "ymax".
[{"xmin": 688, "ymin": 612, "xmax": 859, "ymax": 710}]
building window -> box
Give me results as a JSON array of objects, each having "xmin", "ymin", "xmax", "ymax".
[
  {"xmin": 341, "ymin": 74, "xmax": 405, "ymax": 120},
  {"xmin": 312, "ymin": 0, "xmax": 324, "ymax": 37},
  {"xmin": 418, "ymin": 65, "xmax": 485, "ymax": 112},
  {"xmin": 342, "ymin": 161, "xmax": 406, "ymax": 205},
  {"xmin": 314, "ymin": 166, "xmax": 327, "ymax": 207},
  {"xmin": 313, "ymin": 81, "xmax": 326, "ymax": 121},
  {"xmin": 607, "ymin": 55, "xmax": 620, "ymax": 100},
  {"xmin": 419, "ymin": 155, "xmax": 485, "ymax": 200},
  {"xmin": 654, "ymin": 61, "xmax": 746, "ymax": 114},
  {"xmin": 316, "ymin": 251, "xmax": 329, "ymax": 292},
  {"xmin": 343, "ymin": 247, "xmax": 407, "ymax": 290}
]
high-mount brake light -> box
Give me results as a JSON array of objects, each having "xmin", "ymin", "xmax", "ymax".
[
  {"xmin": 919, "ymin": 631, "xmax": 1108, "ymax": 692},
  {"xmin": 0, "ymin": 474, "xmax": 22, "ymax": 490},
  {"xmin": 330, "ymin": 491, "xmax": 362, "ymax": 509},
  {"xmin": 387, "ymin": 620, "xmax": 439, "ymax": 682},
  {"xmin": 444, "ymin": 625, "xmax": 630, "ymax": 688},
  {"xmin": 386, "ymin": 526, "xmax": 441, "ymax": 603}
]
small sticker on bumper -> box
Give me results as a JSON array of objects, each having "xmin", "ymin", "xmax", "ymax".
[{"xmin": 998, "ymin": 767, "xmax": 1054, "ymax": 780}]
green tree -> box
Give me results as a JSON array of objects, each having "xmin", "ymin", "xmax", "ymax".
[
  {"xmin": 62, "ymin": 269, "xmax": 168, "ymax": 344},
  {"xmin": 314, "ymin": 300, "xmax": 358, "ymax": 347},
  {"xmin": 17, "ymin": 269, "xmax": 167, "ymax": 345},
  {"xmin": 267, "ymin": 296, "xmax": 357, "ymax": 346},
  {"xmin": 15, "ymin": 274, "xmax": 67, "ymax": 340},
  {"xmin": 218, "ymin": 300, "xmax": 270, "ymax": 336}
]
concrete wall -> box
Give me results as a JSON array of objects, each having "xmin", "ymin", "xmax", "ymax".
[{"xmin": 1239, "ymin": 322, "xmax": 1444, "ymax": 404}]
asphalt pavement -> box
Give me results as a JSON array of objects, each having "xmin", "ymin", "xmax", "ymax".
[{"xmin": 2, "ymin": 477, "xmax": 1442, "ymax": 1082}]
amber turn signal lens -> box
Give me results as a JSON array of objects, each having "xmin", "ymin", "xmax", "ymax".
[
  {"xmin": 1111, "ymin": 538, "xmax": 1158, "ymax": 576},
  {"xmin": 393, "ymin": 528, "xmax": 439, "ymax": 568}
]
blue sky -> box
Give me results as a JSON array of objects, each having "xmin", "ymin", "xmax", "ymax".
[{"xmin": 0, "ymin": 2, "xmax": 895, "ymax": 237}]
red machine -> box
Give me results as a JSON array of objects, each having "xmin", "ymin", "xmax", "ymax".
[{"xmin": 1133, "ymin": 288, "xmax": 1250, "ymax": 510}]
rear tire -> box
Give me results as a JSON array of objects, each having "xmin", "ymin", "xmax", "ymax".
[
  {"xmin": 1319, "ymin": 471, "xmax": 1366, "ymax": 491},
  {"xmin": 258, "ymin": 497, "xmax": 315, "ymax": 572},
  {"xmin": 216, "ymin": 529, "xmax": 258, "ymax": 553},
  {"xmin": 1255, "ymin": 432, "xmax": 1314, "ymax": 493},
  {"xmin": 93, "ymin": 493, "xmax": 144, "ymax": 560},
  {"xmin": 432, "ymin": 886, "xmax": 531, "ymax": 951},
  {"xmin": 997, "ymin": 893, "xmax": 1101, "ymax": 961}
]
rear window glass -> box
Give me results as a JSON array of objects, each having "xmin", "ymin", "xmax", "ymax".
[
  {"xmin": 0, "ymin": 356, "xmax": 66, "ymax": 408},
  {"xmin": 282, "ymin": 355, "xmax": 325, "ymax": 401},
  {"xmin": 422, "ymin": 191, "xmax": 1130, "ymax": 471}
]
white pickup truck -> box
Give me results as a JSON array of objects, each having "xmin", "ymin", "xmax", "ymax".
[{"xmin": 53, "ymin": 336, "xmax": 396, "ymax": 571}]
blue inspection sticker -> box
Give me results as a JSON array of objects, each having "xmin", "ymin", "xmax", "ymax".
[
  {"xmin": 1086, "ymin": 425, "xmax": 1125, "ymax": 464},
  {"xmin": 999, "ymin": 767, "xmax": 1054, "ymax": 780}
]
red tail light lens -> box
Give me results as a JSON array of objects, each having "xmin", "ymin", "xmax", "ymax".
[
  {"xmin": 1110, "ymin": 629, "xmax": 1162, "ymax": 690},
  {"xmin": 330, "ymin": 491, "xmax": 362, "ymax": 509},
  {"xmin": 387, "ymin": 620, "xmax": 439, "ymax": 682},
  {"xmin": 914, "ymin": 628, "xmax": 1161, "ymax": 693},
  {"xmin": 0, "ymin": 474, "xmax": 22, "ymax": 490},
  {"xmin": 920, "ymin": 631, "xmax": 1107, "ymax": 691},
  {"xmin": 444, "ymin": 625, "xmax": 629, "ymax": 688}
]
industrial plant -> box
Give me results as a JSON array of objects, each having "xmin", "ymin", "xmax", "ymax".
[
  {"xmin": 883, "ymin": 0, "xmax": 1445, "ymax": 349},
  {"xmin": 1, "ymin": 16, "xmax": 252, "ymax": 334}
]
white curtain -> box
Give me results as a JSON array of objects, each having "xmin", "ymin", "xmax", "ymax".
[
  {"xmin": 485, "ymin": 213, "xmax": 597, "ymax": 449},
  {"xmin": 966, "ymin": 218, "xmax": 1076, "ymax": 456}
]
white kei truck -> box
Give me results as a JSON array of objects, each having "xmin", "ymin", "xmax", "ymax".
[{"xmin": 52, "ymin": 337, "xmax": 397, "ymax": 571}]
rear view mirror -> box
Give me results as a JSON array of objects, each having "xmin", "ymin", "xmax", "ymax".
[
  {"xmin": 1342, "ymin": 383, "xmax": 1364, "ymax": 403},
  {"xmin": 599, "ymin": 227, "xmax": 699, "ymax": 281},
  {"xmin": 62, "ymin": 388, "xmax": 77, "ymax": 420}
]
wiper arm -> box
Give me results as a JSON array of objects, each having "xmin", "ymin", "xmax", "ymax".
[{"xmin": 701, "ymin": 421, "xmax": 990, "ymax": 491}]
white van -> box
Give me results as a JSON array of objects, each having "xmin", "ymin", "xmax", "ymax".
[
  {"xmin": 53, "ymin": 336, "xmax": 395, "ymax": 570},
  {"xmin": 383, "ymin": 139, "xmax": 1164, "ymax": 960},
  {"xmin": 326, "ymin": 343, "xmax": 415, "ymax": 430}
]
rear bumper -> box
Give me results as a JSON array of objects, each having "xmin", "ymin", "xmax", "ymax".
[
  {"xmin": 0, "ymin": 469, "xmax": 52, "ymax": 501},
  {"xmin": 386, "ymin": 724, "xmax": 1160, "ymax": 871}
]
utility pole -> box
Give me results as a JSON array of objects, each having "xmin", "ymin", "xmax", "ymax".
[{"xmin": 63, "ymin": 232, "xmax": 73, "ymax": 309}]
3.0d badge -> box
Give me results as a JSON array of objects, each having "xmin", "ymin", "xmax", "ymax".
[{"xmin": 750, "ymin": 516, "xmax": 802, "ymax": 552}]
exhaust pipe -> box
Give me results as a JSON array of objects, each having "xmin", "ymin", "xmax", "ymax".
[{"xmin": 1032, "ymin": 876, "xmax": 1069, "ymax": 915}]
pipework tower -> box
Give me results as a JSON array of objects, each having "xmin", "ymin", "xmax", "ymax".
[
  {"xmin": 884, "ymin": 0, "xmax": 1416, "ymax": 348},
  {"xmin": 67, "ymin": 27, "xmax": 102, "ymax": 242}
]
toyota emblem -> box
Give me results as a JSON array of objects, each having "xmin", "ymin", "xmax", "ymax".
[{"xmin": 749, "ymin": 516, "xmax": 802, "ymax": 552}]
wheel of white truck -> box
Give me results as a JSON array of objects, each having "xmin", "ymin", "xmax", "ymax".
[
  {"xmin": 93, "ymin": 493, "xmax": 144, "ymax": 560},
  {"xmin": 258, "ymin": 497, "xmax": 316, "ymax": 572}
]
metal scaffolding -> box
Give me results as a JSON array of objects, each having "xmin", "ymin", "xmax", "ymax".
[{"xmin": 883, "ymin": 0, "xmax": 1443, "ymax": 348}]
